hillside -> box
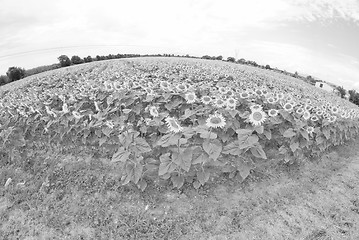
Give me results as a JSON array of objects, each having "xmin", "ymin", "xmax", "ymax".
[{"xmin": 1, "ymin": 57, "xmax": 359, "ymax": 239}]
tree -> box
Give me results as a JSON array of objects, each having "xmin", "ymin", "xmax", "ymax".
[
  {"xmin": 227, "ymin": 57, "xmax": 236, "ymax": 62},
  {"xmin": 0, "ymin": 75, "xmax": 10, "ymax": 86},
  {"xmin": 265, "ymin": 64, "xmax": 271, "ymax": 70},
  {"xmin": 71, "ymin": 55, "xmax": 84, "ymax": 64},
  {"xmin": 216, "ymin": 55, "xmax": 223, "ymax": 61},
  {"xmin": 336, "ymin": 86, "xmax": 346, "ymax": 99},
  {"xmin": 58, "ymin": 55, "xmax": 71, "ymax": 67},
  {"xmin": 237, "ymin": 58, "xmax": 246, "ymax": 64},
  {"xmin": 83, "ymin": 56, "xmax": 93, "ymax": 63},
  {"xmin": 6, "ymin": 67, "xmax": 26, "ymax": 82}
]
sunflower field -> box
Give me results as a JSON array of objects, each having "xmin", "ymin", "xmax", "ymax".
[{"xmin": 1, "ymin": 57, "xmax": 358, "ymax": 190}]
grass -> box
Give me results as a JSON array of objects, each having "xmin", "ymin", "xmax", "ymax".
[{"xmin": 1, "ymin": 138, "xmax": 359, "ymax": 240}]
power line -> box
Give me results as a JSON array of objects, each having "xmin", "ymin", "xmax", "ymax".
[{"xmin": 0, "ymin": 44, "xmax": 160, "ymax": 59}]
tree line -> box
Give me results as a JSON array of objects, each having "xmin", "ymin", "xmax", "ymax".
[{"xmin": 1, "ymin": 52, "xmax": 359, "ymax": 107}]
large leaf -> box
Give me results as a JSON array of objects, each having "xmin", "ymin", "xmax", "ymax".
[
  {"xmin": 283, "ymin": 128, "xmax": 296, "ymax": 138},
  {"xmin": 172, "ymin": 147, "xmax": 193, "ymax": 172},
  {"xmin": 171, "ymin": 175, "xmax": 185, "ymax": 189},
  {"xmin": 250, "ymin": 144, "xmax": 267, "ymax": 159},
  {"xmin": 192, "ymin": 152, "xmax": 210, "ymax": 164},
  {"xmin": 290, "ymin": 141, "xmax": 300, "ymax": 152},
  {"xmin": 156, "ymin": 133, "xmax": 181, "ymax": 147},
  {"xmin": 132, "ymin": 137, "xmax": 152, "ymax": 154},
  {"xmin": 197, "ymin": 169, "xmax": 210, "ymax": 185},
  {"xmin": 202, "ymin": 139, "xmax": 222, "ymax": 161},
  {"xmin": 111, "ymin": 147, "xmax": 131, "ymax": 163},
  {"xmin": 222, "ymin": 141, "xmax": 243, "ymax": 155}
]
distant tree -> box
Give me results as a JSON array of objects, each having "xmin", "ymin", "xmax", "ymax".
[
  {"xmin": 0, "ymin": 75, "xmax": 10, "ymax": 86},
  {"xmin": 6, "ymin": 66, "xmax": 26, "ymax": 82},
  {"xmin": 201, "ymin": 55, "xmax": 212, "ymax": 60},
  {"xmin": 265, "ymin": 64, "xmax": 271, "ymax": 70},
  {"xmin": 237, "ymin": 58, "xmax": 246, "ymax": 64},
  {"xmin": 58, "ymin": 55, "xmax": 71, "ymax": 67},
  {"xmin": 83, "ymin": 56, "xmax": 93, "ymax": 63},
  {"xmin": 216, "ymin": 55, "xmax": 223, "ymax": 61},
  {"xmin": 71, "ymin": 55, "xmax": 84, "ymax": 64},
  {"xmin": 227, "ymin": 57, "xmax": 236, "ymax": 62},
  {"xmin": 336, "ymin": 86, "xmax": 346, "ymax": 99}
]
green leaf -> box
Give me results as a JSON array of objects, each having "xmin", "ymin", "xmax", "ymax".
[
  {"xmin": 222, "ymin": 141, "xmax": 243, "ymax": 155},
  {"xmin": 238, "ymin": 134, "xmax": 259, "ymax": 149},
  {"xmin": 171, "ymin": 175, "xmax": 185, "ymax": 189},
  {"xmin": 193, "ymin": 180, "xmax": 201, "ymax": 189},
  {"xmin": 99, "ymin": 137, "xmax": 108, "ymax": 146},
  {"xmin": 197, "ymin": 169, "xmax": 210, "ymax": 185},
  {"xmin": 250, "ymin": 144, "xmax": 267, "ymax": 159},
  {"xmin": 236, "ymin": 129, "xmax": 253, "ymax": 139},
  {"xmin": 133, "ymin": 163, "xmax": 143, "ymax": 184},
  {"xmin": 192, "ymin": 152, "xmax": 210, "ymax": 164},
  {"xmin": 172, "ymin": 148, "xmax": 193, "ymax": 172},
  {"xmin": 290, "ymin": 141, "xmax": 300, "ymax": 152},
  {"xmin": 253, "ymin": 125, "xmax": 264, "ymax": 134},
  {"xmin": 156, "ymin": 133, "xmax": 181, "ymax": 147},
  {"xmin": 199, "ymin": 131, "xmax": 217, "ymax": 139},
  {"xmin": 283, "ymin": 128, "xmax": 296, "ymax": 138},
  {"xmin": 137, "ymin": 179, "xmax": 147, "ymax": 192},
  {"xmin": 263, "ymin": 130, "xmax": 272, "ymax": 140},
  {"xmin": 102, "ymin": 126, "xmax": 112, "ymax": 137},
  {"xmin": 132, "ymin": 137, "xmax": 152, "ymax": 154},
  {"xmin": 202, "ymin": 139, "xmax": 222, "ymax": 161},
  {"xmin": 111, "ymin": 147, "xmax": 131, "ymax": 163}
]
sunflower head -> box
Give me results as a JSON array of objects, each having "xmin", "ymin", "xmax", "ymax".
[
  {"xmin": 310, "ymin": 115, "xmax": 319, "ymax": 122},
  {"xmin": 206, "ymin": 113, "xmax": 226, "ymax": 129},
  {"xmin": 185, "ymin": 92, "xmax": 197, "ymax": 104},
  {"xmin": 283, "ymin": 103, "xmax": 294, "ymax": 112},
  {"xmin": 268, "ymin": 109, "xmax": 279, "ymax": 117},
  {"xmin": 306, "ymin": 126, "xmax": 314, "ymax": 135},
  {"xmin": 296, "ymin": 108, "xmax": 304, "ymax": 115},
  {"xmin": 213, "ymin": 98, "xmax": 226, "ymax": 108},
  {"xmin": 165, "ymin": 117, "xmax": 183, "ymax": 133},
  {"xmin": 303, "ymin": 111, "xmax": 311, "ymax": 120},
  {"xmin": 201, "ymin": 96, "xmax": 212, "ymax": 105},
  {"xmin": 248, "ymin": 110, "xmax": 267, "ymax": 126},
  {"xmin": 149, "ymin": 106, "xmax": 159, "ymax": 117},
  {"xmin": 240, "ymin": 92, "xmax": 250, "ymax": 99}
]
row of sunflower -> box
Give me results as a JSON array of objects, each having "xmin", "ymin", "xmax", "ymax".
[{"xmin": 0, "ymin": 57, "xmax": 359, "ymax": 190}]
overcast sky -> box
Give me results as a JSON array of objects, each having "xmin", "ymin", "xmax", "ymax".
[{"xmin": 1, "ymin": 0, "xmax": 359, "ymax": 90}]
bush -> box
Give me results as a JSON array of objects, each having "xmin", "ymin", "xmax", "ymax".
[{"xmin": 6, "ymin": 67, "xmax": 26, "ymax": 82}]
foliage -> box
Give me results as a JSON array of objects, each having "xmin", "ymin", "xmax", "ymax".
[
  {"xmin": 336, "ymin": 86, "xmax": 346, "ymax": 99},
  {"xmin": 0, "ymin": 75, "xmax": 10, "ymax": 86},
  {"xmin": 58, "ymin": 55, "xmax": 71, "ymax": 67},
  {"xmin": 25, "ymin": 63, "xmax": 61, "ymax": 77},
  {"xmin": 6, "ymin": 67, "xmax": 26, "ymax": 82},
  {"xmin": 84, "ymin": 56, "xmax": 93, "ymax": 63},
  {"xmin": 227, "ymin": 57, "xmax": 236, "ymax": 62},
  {"xmin": 2, "ymin": 58, "xmax": 358, "ymax": 192},
  {"xmin": 71, "ymin": 55, "xmax": 84, "ymax": 65}
]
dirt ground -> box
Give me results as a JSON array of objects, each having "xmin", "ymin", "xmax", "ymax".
[{"xmin": 1, "ymin": 138, "xmax": 359, "ymax": 240}]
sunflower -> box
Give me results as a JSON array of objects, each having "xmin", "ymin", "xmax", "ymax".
[
  {"xmin": 218, "ymin": 87, "xmax": 228, "ymax": 94},
  {"xmin": 331, "ymin": 106, "xmax": 339, "ymax": 114},
  {"xmin": 160, "ymin": 81, "xmax": 170, "ymax": 90},
  {"xmin": 201, "ymin": 96, "xmax": 212, "ymax": 105},
  {"xmin": 277, "ymin": 93, "xmax": 285, "ymax": 100},
  {"xmin": 239, "ymin": 92, "xmax": 250, "ymax": 99},
  {"xmin": 248, "ymin": 109, "xmax": 267, "ymax": 126},
  {"xmin": 303, "ymin": 111, "xmax": 311, "ymax": 120},
  {"xmin": 176, "ymin": 83, "xmax": 188, "ymax": 93},
  {"xmin": 213, "ymin": 98, "xmax": 226, "ymax": 108},
  {"xmin": 266, "ymin": 97, "xmax": 276, "ymax": 104},
  {"xmin": 296, "ymin": 107, "xmax": 304, "ymax": 115},
  {"xmin": 206, "ymin": 112, "xmax": 226, "ymax": 129},
  {"xmin": 323, "ymin": 113, "xmax": 330, "ymax": 119},
  {"xmin": 268, "ymin": 109, "xmax": 279, "ymax": 117},
  {"xmin": 104, "ymin": 81, "xmax": 114, "ymax": 92},
  {"xmin": 316, "ymin": 110, "xmax": 323, "ymax": 116},
  {"xmin": 254, "ymin": 89, "xmax": 263, "ymax": 96},
  {"xmin": 165, "ymin": 117, "xmax": 183, "ymax": 133},
  {"xmin": 185, "ymin": 92, "xmax": 197, "ymax": 104},
  {"xmin": 149, "ymin": 106, "xmax": 159, "ymax": 117},
  {"xmin": 62, "ymin": 103, "xmax": 70, "ymax": 114},
  {"xmin": 226, "ymin": 97, "xmax": 237, "ymax": 108},
  {"xmin": 283, "ymin": 102, "xmax": 294, "ymax": 112},
  {"xmin": 250, "ymin": 104, "xmax": 263, "ymax": 112},
  {"xmin": 310, "ymin": 115, "xmax": 319, "ymax": 122},
  {"xmin": 306, "ymin": 126, "xmax": 315, "ymax": 135}
]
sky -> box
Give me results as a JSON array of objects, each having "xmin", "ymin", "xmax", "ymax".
[{"xmin": 1, "ymin": 0, "xmax": 359, "ymax": 90}]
